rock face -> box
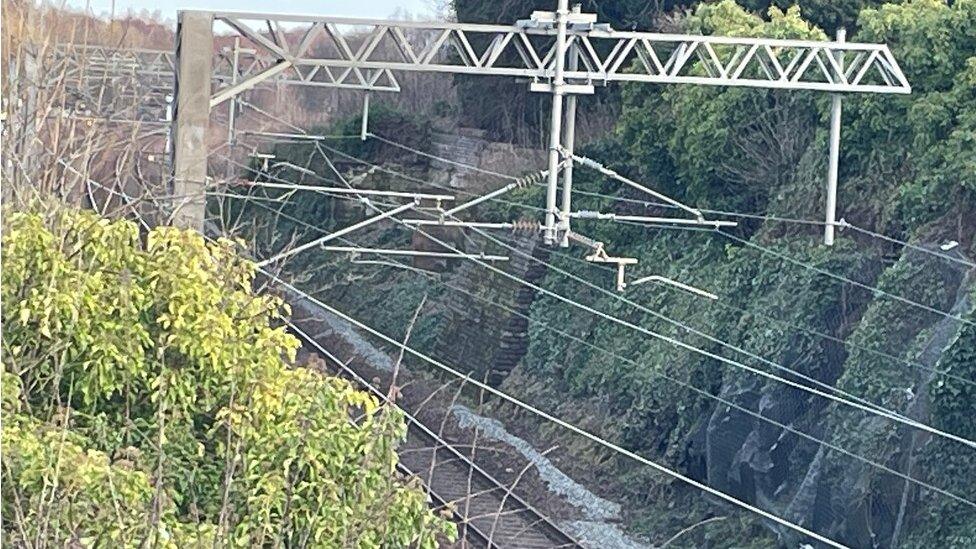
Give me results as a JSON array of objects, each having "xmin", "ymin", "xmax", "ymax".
[
  {"xmin": 421, "ymin": 126, "xmax": 548, "ymax": 385},
  {"xmin": 699, "ymin": 245, "xmax": 974, "ymax": 547},
  {"xmin": 429, "ymin": 128, "xmax": 546, "ymax": 193},
  {"xmin": 406, "ymin": 126, "xmax": 976, "ymax": 546},
  {"xmin": 798, "ymin": 251, "xmax": 974, "ymax": 548},
  {"xmin": 434, "ymin": 234, "xmax": 549, "ymax": 385}
]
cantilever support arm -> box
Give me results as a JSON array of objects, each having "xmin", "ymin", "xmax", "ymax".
[
  {"xmin": 257, "ymin": 201, "xmax": 415, "ymax": 267},
  {"xmin": 238, "ymin": 180, "xmax": 454, "ymax": 201},
  {"xmin": 323, "ymin": 246, "xmax": 509, "ymax": 262},
  {"xmin": 570, "ymin": 210, "xmax": 737, "ymax": 228},
  {"xmin": 569, "ymin": 153, "xmax": 703, "ymax": 220},
  {"xmin": 401, "ymin": 220, "xmax": 518, "ymax": 230}
]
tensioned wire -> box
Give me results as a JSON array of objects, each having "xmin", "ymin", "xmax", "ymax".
[
  {"xmin": 217, "ymin": 152, "xmax": 976, "ymax": 456},
  {"xmin": 366, "ymin": 129, "xmax": 975, "ymax": 293},
  {"xmin": 228, "ymin": 165, "xmax": 976, "ymax": 405},
  {"xmin": 365, "ymin": 130, "xmax": 974, "ymax": 270},
  {"xmin": 248, "ymin": 192, "xmax": 975, "ymax": 509},
  {"xmin": 718, "ymin": 229, "xmax": 974, "ymax": 326},
  {"xmin": 67, "ymin": 158, "xmax": 958, "ymax": 549},
  {"xmin": 532, "ymin": 226, "xmax": 976, "ymax": 389},
  {"xmin": 233, "ymin": 100, "xmax": 546, "ymax": 214},
  {"xmin": 193, "ymin": 139, "xmax": 859, "ymax": 541},
  {"xmin": 221, "ymin": 133, "xmax": 976, "ymax": 447},
  {"xmin": 227, "ymin": 139, "xmax": 973, "ymax": 434},
  {"xmin": 294, "ymin": 142, "xmax": 976, "ymax": 447},
  {"xmin": 241, "ymin": 141, "xmax": 976, "ymax": 450},
  {"xmin": 449, "ymin": 216, "xmax": 976, "ymax": 450},
  {"xmin": 571, "ymin": 187, "xmax": 976, "ymax": 277},
  {"xmin": 354, "ymin": 132, "xmax": 975, "ymax": 338},
  {"xmin": 63, "ymin": 156, "xmax": 976, "ymax": 512},
  {"xmin": 237, "ymin": 133, "xmax": 548, "ymax": 215},
  {"xmin": 258, "ymin": 267, "xmax": 852, "ymax": 549}
]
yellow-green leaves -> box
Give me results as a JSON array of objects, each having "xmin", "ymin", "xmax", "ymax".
[{"xmin": 2, "ymin": 205, "xmax": 453, "ymax": 547}]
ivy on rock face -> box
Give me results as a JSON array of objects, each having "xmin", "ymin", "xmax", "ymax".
[{"xmin": 1, "ymin": 206, "xmax": 455, "ymax": 547}]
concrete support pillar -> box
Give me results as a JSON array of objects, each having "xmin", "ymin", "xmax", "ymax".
[{"xmin": 171, "ymin": 11, "xmax": 213, "ymax": 230}]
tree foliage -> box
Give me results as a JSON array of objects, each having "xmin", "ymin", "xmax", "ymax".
[
  {"xmin": 1, "ymin": 205, "xmax": 454, "ymax": 547},
  {"xmin": 204, "ymin": 1, "xmax": 976, "ymax": 546}
]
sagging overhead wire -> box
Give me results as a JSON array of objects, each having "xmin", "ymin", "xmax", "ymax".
[
  {"xmin": 339, "ymin": 236, "xmax": 976, "ymax": 510},
  {"xmin": 719, "ymin": 230, "xmax": 975, "ymax": 327},
  {"xmin": 538, "ymin": 228, "xmax": 976, "ymax": 390},
  {"xmin": 570, "ymin": 187, "xmax": 976, "ymax": 269},
  {"xmin": 259, "ymin": 268, "xmax": 852, "ymax": 549},
  {"xmin": 220, "ymin": 89, "xmax": 976, "ymax": 273},
  {"xmin": 75, "ymin": 158, "xmax": 969, "ymax": 546},
  {"xmin": 367, "ymin": 130, "xmax": 973, "ymax": 271},
  {"xmin": 390, "ymin": 208, "xmax": 976, "ymax": 451},
  {"xmin": 284, "ymin": 143, "xmax": 976, "ymax": 431},
  {"xmin": 239, "ymin": 180, "xmax": 454, "ymax": 202},
  {"xmin": 458, "ymin": 222, "xmax": 976, "ymax": 448},
  {"xmin": 78, "ymin": 164, "xmax": 976, "ymax": 533},
  {"xmin": 237, "ymin": 181, "xmax": 972, "ymax": 512},
  {"xmin": 223, "ymin": 138, "xmax": 974, "ymax": 447},
  {"xmin": 236, "ymin": 138, "xmax": 949, "ymax": 443},
  {"xmin": 362, "ymin": 133, "xmax": 975, "ymax": 314}
]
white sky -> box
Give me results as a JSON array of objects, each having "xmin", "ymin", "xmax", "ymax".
[{"xmin": 64, "ymin": 0, "xmax": 442, "ymax": 23}]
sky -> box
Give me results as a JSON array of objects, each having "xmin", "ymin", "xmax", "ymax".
[{"xmin": 64, "ymin": 0, "xmax": 441, "ymax": 23}]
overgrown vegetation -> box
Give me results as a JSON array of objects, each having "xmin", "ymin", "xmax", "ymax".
[
  {"xmin": 1, "ymin": 205, "xmax": 455, "ymax": 547},
  {"xmin": 504, "ymin": 1, "xmax": 976, "ymax": 545},
  {"xmin": 137, "ymin": 0, "xmax": 974, "ymax": 546}
]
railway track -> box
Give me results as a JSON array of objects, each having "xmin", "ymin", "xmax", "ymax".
[{"xmin": 287, "ymin": 297, "xmax": 582, "ymax": 549}]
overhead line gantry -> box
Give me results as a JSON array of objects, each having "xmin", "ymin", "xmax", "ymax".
[{"xmin": 170, "ymin": 1, "xmax": 910, "ymax": 277}]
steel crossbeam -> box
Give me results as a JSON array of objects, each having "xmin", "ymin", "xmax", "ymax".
[
  {"xmin": 47, "ymin": 44, "xmax": 176, "ymax": 123},
  {"xmin": 170, "ymin": 3, "xmax": 911, "ymax": 263},
  {"xmin": 192, "ymin": 9, "xmax": 909, "ymax": 96}
]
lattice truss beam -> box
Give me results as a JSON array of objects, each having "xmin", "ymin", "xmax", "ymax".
[
  {"xmin": 204, "ymin": 10, "xmax": 910, "ymax": 99},
  {"xmin": 48, "ymin": 44, "xmax": 177, "ymax": 122},
  {"xmin": 49, "ymin": 43, "xmax": 291, "ymax": 120}
]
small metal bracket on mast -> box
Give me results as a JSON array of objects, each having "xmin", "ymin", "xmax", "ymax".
[{"xmin": 567, "ymin": 231, "xmax": 637, "ymax": 291}]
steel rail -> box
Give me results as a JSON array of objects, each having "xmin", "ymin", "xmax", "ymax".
[{"xmin": 285, "ymin": 300, "xmax": 583, "ymax": 548}]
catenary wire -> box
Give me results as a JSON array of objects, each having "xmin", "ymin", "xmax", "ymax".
[
  {"xmin": 370, "ymin": 129, "xmax": 974, "ymax": 268},
  {"xmin": 387, "ymin": 253, "xmax": 976, "ymax": 508},
  {"xmin": 532, "ymin": 230, "xmax": 976, "ymax": 389},
  {"xmin": 719, "ymin": 230, "xmax": 974, "ymax": 326},
  {"xmin": 258, "ymin": 267, "xmax": 852, "ymax": 549},
  {"xmin": 291, "ymin": 141, "xmax": 976, "ymax": 449},
  {"xmin": 417, "ymin": 213, "xmax": 976, "ymax": 450},
  {"xmin": 267, "ymin": 208, "xmax": 975, "ymax": 509}
]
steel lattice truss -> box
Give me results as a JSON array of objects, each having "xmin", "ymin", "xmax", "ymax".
[
  {"xmin": 206, "ymin": 10, "xmax": 910, "ymax": 101},
  {"xmin": 50, "ymin": 44, "xmax": 176, "ymax": 122},
  {"xmin": 58, "ymin": 44, "xmax": 176, "ymax": 78},
  {"xmin": 49, "ymin": 43, "xmax": 323, "ymax": 120}
]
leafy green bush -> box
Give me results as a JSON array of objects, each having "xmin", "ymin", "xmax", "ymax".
[{"xmin": 1, "ymin": 205, "xmax": 454, "ymax": 547}]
